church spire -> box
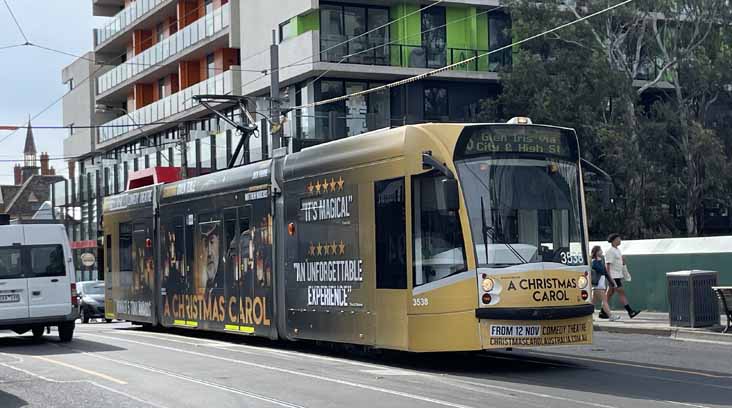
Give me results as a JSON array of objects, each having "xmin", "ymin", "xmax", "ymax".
[{"xmin": 23, "ymin": 116, "xmax": 37, "ymax": 170}]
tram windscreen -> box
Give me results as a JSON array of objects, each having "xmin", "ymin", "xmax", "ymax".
[{"xmin": 456, "ymin": 158, "xmax": 585, "ymax": 267}]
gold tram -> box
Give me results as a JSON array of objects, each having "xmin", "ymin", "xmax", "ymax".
[{"xmin": 103, "ymin": 119, "xmax": 594, "ymax": 352}]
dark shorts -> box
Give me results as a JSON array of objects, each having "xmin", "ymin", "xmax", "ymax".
[{"xmin": 613, "ymin": 278, "xmax": 623, "ymax": 288}]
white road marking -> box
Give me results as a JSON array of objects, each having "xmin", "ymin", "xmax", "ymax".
[
  {"xmin": 81, "ymin": 332, "xmax": 478, "ymax": 408},
  {"xmin": 110, "ymin": 328, "xmax": 384, "ymax": 368},
  {"xmin": 663, "ymin": 401, "xmax": 714, "ymax": 408},
  {"xmin": 33, "ymin": 355, "xmax": 128, "ymax": 385},
  {"xmin": 85, "ymin": 329, "xmax": 632, "ymax": 408},
  {"xmin": 360, "ymin": 368, "xmax": 427, "ymax": 377},
  {"xmin": 443, "ymin": 377, "xmax": 619, "ymax": 408},
  {"xmin": 72, "ymin": 349, "xmax": 305, "ymax": 408},
  {"xmin": 0, "ymin": 360, "xmax": 167, "ymax": 408}
]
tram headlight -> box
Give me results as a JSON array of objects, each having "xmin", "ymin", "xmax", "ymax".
[
  {"xmin": 481, "ymin": 278, "xmax": 495, "ymax": 292},
  {"xmin": 577, "ymin": 276, "xmax": 588, "ymax": 289}
]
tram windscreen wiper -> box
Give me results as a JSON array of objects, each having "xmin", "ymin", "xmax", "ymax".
[{"xmin": 480, "ymin": 196, "xmax": 527, "ymax": 265}]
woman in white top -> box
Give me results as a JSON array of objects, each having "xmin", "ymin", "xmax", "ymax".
[{"xmin": 605, "ymin": 233, "xmax": 640, "ymax": 319}]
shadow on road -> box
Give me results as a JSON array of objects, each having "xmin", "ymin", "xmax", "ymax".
[
  {"xmin": 0, "ymin": 335, "xmax": 126, "ymax": 355},
  {"xmin": 0, "ymin": 390, "xmax": 27, "ymax": 408}
]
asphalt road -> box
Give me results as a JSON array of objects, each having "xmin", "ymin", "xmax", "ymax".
[{"xmin": 1, "ymin": 321, "xmax": 730, "ymax": 408}]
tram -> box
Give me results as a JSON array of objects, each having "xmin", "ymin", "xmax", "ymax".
[{"xmin": 103, "ymin": 118, "xmax": 595, "ymax": 351}]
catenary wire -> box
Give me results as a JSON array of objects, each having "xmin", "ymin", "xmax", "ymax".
[{"xmin": 2, "ymin": 0, "xmax": 29, "ymax": 43}]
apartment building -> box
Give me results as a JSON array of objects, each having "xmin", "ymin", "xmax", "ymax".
[
  {"xmin": 242, "ymin": 0, "xmax": 510, "ymax": 148},
  {"xmin": 60, "ymin": 0, "xmax": 513, "ymax": 276}
]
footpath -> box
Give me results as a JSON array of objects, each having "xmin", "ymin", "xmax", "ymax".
[{"xmin": 593, "ymin": 311, "xmax": 732, "ymax": 345}]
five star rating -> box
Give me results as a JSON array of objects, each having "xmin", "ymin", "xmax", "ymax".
[
  {"xmin": 307, "ymin": 177, "xmax": 345, "ymax": 195},
  {"xmin": 308, "ymin": 241, "xmax": 346, "ymax": 257}
]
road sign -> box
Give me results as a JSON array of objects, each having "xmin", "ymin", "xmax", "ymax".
[{"xmin": 81, "ymin": 253, "xmax": 96, "ymax": 267}]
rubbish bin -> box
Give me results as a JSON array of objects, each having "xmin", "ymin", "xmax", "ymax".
[{"xmin": 667, "ymin": 270, "xmax": 720, "ymax": 328}]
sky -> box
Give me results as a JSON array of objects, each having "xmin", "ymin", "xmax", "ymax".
[{"xmin": 0, "ymin": 1, "xmax": 104, "ymax": 185}]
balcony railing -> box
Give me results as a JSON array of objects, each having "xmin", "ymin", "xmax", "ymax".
[
  {"xmin": 321, "ymin": 38, "xmax": 511, "ymax": 72},
  {"xmin": 97, "ymin": 3, "xmax": 230, "ymax": 95},
  {"xmin": 98, "ymin": 70, "xmax": 233, "ymax": 144},
  {"xmin": 95, "ymin": 0, "xmax": 170, "ymax": 47}
]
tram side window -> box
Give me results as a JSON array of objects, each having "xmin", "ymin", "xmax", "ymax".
[
  {"xmin": 119, "ymin": 223, "xmax": 133, "ymax": 272},
  {"xmin": 375, "ymin": 178, "xmax": 407, "ymax": 289},
  {"xmin": 413, "ymin": 174, "xmax": 467, "ymax": 286}
]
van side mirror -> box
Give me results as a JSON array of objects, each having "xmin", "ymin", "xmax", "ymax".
[{"xmin": 438, "ymin": 178, "xmax": 460, "ymax": 211}]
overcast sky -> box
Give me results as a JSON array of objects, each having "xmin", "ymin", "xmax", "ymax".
[{"xmin": 0, "ymin": 1, "xmax": 104, "ymax": 185}]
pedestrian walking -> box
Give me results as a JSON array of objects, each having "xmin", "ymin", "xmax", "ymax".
[
  {"xmin": 605, "ymin": 233, "xmax": 641, "ymax": 319},
  {"xmin": 590, "ymin": 245, "xmax": 619, "ymax": 321}
]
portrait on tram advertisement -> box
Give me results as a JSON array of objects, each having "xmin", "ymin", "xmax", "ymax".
[
  {"xmin": 162, "ymin": 226, "xmax": 186, "ymax": 293},
  {"xmin": 255, "ymin": 214, "xmax": 273, "ymax": 288},
  {"xmin": 196, "ymin": 217, "xmax": 223, "ymax": 296},
  {"xmin": 132, "ymin": 233, "xmax": 154, "ymax": 297}
]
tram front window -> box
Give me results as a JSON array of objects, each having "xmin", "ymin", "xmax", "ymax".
[{"xmin": 457, "ymin": 158, "xmax": 585, "ymax": 267}]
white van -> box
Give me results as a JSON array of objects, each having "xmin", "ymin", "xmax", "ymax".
[{"xmin": 0, "ymin": 217, "xmax": 78, "ymax": 342}]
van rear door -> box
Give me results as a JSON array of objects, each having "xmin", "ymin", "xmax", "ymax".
[
  {"xmin": 0, "ymin": 244, "xmax": 29, "ymax": 320},
  {"xmin": 26, "ymin": 244, "xmax": 71, "ymax": 318}
]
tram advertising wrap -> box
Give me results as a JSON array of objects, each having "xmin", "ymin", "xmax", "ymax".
[
  {"xmin": 157, "ymin": 179, "xmax": 274, "ymax": 335},
  {"xmin": 285, "ymin": 174, "xmax": 368, "ymax": 342},
  {"xmin": 103, "ymin": 120, "xmax": 596, "ymax": 352}
]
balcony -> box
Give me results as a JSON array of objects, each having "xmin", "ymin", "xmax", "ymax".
[
  {"xmin": 95, "ymin": 0, "xmax": 172, "ymax": 47},
  {"xmin": 98, "ymin": 69, "xmax": 235, "ymax": 144},
  {"xmin": 97, "ymin": 3, "xmax": 230, "ymax": 96},
  {"xmin": 321, "ymin": 41, "xmax": 511, "ymax": 72}
]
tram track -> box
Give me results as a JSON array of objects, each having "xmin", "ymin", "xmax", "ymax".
[{"xmin": 71, "ymin": 328, "xmax": 630, "ymax": 408}]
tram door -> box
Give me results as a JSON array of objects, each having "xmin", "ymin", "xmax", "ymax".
[
  {"xmin": 373, "ymin": 178, "xmax": 409, "ymax": 349},
  {"xmin": 222, "ymin": 203, "xmax": 274, "ymax": 336}
]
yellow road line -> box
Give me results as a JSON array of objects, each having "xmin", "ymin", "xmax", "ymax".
[
  {"xmin": 34, "ymin": 356, "xmax": 127, "ymax": 385},
  {"xmin": 527, "ymin": 351, "xmax": 731, "ymax": 379}
]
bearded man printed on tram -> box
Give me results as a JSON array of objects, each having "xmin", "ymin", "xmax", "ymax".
[{"xmin": 199, "ymin": 223, "xmax": 224, "ymax": 298}]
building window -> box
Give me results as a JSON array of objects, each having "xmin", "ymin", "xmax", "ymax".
[
  {"xmin": 422, "ymin": 7, "xmax": 447, "ymax": 68},
  {"xmin": 489, "ymin": 13, "xmax": 512, "ymax": 70},
  {"xmin": 206, "ymin": 53, "xmax": 216, "ymax": 79},
  {"xmin": 156, "ymin": 22, "xmax": 165, "ymax": 42},
  {"xmin": 69, "ymin": 124, "xmax": 74, "ymax": 136},
  {"xmin": 424, "ymin": 86, "xmax": 448, "ymax": 121},
  {"xmin": 375, "ymin": 178, "xmax": 406, "ymax": 289},
  {"xmin": 205, "ymin": 0, "xmax": 214, "ymax": 15},
  {"xmin": 158, "ymin": 78, "xmax": 166, "ymax": 99},
  {"xmin": 279, "ymin": 20, "xmax": 292, "ymax": 43},
  {"xmin": 320, "ymin": 4, "xmax": 389, "ymax": 65},
  {"xmin": 68, "ymin": 79, "xmax": 74, "ymax": 91}
]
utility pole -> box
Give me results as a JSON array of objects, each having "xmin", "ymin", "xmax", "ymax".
[
  {"xmin": 270, "ymin": 29, "xmax": 282, "ymax": 153},
  {"xmin": 179, "ymin": 123, "xmax": 188, "ymax": 179}
]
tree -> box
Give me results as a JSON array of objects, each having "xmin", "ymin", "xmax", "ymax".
[{"xmin": 479, "ymin": 0, "xmax": 732, "ymax": 237}]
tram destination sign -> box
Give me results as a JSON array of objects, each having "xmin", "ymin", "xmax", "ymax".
[{"xmin": 457, "ymin": 126, "xmax": 577, "ymax": 159}]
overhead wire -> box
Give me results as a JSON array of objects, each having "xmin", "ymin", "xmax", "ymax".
[
  {"xmin": 2, "ymin": 0, "xmax": 29, "ymax": 43},
  {"xmin": 0, "ymin": 2, "xmax": 226, "ymax": 146},
  {"xmin": 290, "ymin": 0, "xmax": 636, "ymax": 111}
]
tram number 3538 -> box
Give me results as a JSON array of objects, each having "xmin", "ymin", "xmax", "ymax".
[{"xmin": 413, "ymin": 297, "xmax": 429, "ymax": 307}]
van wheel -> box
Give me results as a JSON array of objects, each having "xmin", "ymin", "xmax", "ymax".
[
  {"xmin": 81, "ymin": 309, "xmax": 90, "ymax": 324},
  {"xmin": 58, "ymin": 322, "xmax": 75, "ymax": 342},
  {"xmin": 105, "ymin": 319, "xmax": 113, "ymax": 323},
  {"xmin": 32, "ymin": 327, "xmax": 45, "ymax": 340}
]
